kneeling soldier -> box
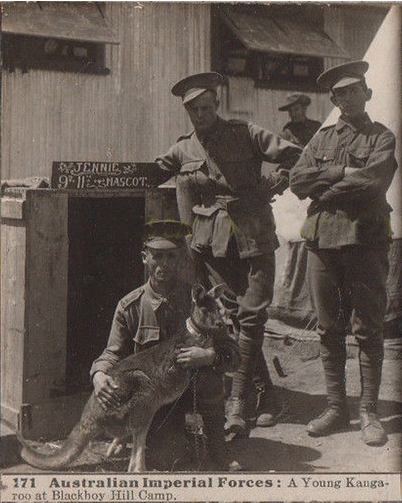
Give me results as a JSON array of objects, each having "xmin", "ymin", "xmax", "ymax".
[{"xmin": 91, "ymin": 220, "xmax": 241, "ymax": 469}]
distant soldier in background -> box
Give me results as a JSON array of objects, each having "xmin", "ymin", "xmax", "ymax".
[
  {"xmin": 290, "ymin": 61, "xmax": 398, "ymax": 446},
  {"xmin": 279, "ymin": 93, "xmax": 321, "ymax": 147}
]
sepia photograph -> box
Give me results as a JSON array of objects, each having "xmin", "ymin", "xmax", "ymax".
[{"xmin": 1, "ymin": 1, "xmax": 401, "ymax": 502}]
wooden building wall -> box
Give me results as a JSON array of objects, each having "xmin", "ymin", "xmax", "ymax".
[
  {"xmin": 324, "ymin": 5, "xmax": 387, "ymax": 62},
  {"xmin": 218, "ymin": 5, "xmax": 388, "ymax": 135},
  {"xmin": 1, "ymin": 3, "xmax": 388, "ymax": 180},
  {"xmin": 219, "ymin": 80, "xmax": 331, "ymax": 138},
  {"xmin": 1, "ymin": 3, "xmax": 210, "ymax": 180}
]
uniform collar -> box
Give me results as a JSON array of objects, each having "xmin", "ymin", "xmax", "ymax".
[
  {"xmin": 196, "ymin": 116, "xmax": 223, "ymax": 144},
  {"xmin": 285, "ymin": 118, "xmax": 311, "ymax": 128},
  {"xmin": 144, "ymin": 279, "xmax": 180, "ymax": 311},
  {"xmin": 335, "ymin": 112, "xmax": 372, "ymax": 132}
]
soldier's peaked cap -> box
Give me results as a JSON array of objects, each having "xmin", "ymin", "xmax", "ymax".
[
  {"xmin": 278, "ymin": 93, "xmax": 311, "ymax": 111},
  {"xmin": 171, "ymin": 72, "xmax": 224, "ymax": 104},
  {"xmin": 317, "ymin": 60, "xmax": 369, "ymax": 90},
  {"xmin": 143, "ymin": 219, "xmax": 192, "ymax": 250}
]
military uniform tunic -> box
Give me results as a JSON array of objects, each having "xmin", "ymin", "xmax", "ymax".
[
  {"xmin": 156, "ymin": 116, "xmax": 301, "ymax": 259},
  {"xmin": 290, "ymin": 113, "xmax": 397, "ymax": 249}
]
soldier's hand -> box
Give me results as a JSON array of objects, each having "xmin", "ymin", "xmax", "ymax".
[
  {"xmin": 176, "ymin": 346, "xmax": 216, "ymax": 368},
  {"xmin": 93, "ymin": 371, "xmax": 120, "ymax": 410}
]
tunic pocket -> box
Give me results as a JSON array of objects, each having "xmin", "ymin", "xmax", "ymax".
[
  {"xmin": 346, "ymin": 147, "xmax": 372, "ymax": 168},
  {"xmin": 313, "ymin": 148, "xmax": 337, "ymax": 167},
  {"xmin": 134, "ymin": 326, "xmax": 160, "ymax": 346}
]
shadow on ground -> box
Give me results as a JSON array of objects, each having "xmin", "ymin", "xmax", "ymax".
[
  {"xmin": 49, "ymin": 437, "xmax": 321, "ymax": 473},
  {"xmin": 229, "ymin": 437, "xmax": 319, "ymax": 472},
  {"xmin": 275, "ymin": 386, "xmax": 402, "ymax": 434},
  {"xmin": 14, "ymin": 388, "xmax": 399, "ymax": 473}
]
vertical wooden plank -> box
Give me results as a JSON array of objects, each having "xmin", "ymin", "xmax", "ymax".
[
  {"xmin": 23, "ymin": 190, "xmax": 68, "ymax": 423},
  {"xmin": 1, "ymin": 199, "xmax": 27, "ymax": 428}
]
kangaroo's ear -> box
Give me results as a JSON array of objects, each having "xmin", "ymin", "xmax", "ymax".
[
  {"xmin": 191, "ymin": 284, "xmax": 205, "ymax": 304},
  {"xmin": 208, "ymin": 283, "xmax": 226, "ymax": 299}
]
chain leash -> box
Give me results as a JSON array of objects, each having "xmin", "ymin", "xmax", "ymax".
[
  {"xmin": 192, "ymin": 370, "xmax": 206, "ymax": 470},
  {"xmin": 155, "ymin": 369, "xmax": 198, "ymax": 431}
]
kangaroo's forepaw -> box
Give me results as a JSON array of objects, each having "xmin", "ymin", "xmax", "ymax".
[{"xmin": 106, "ymin": 438, "xmax": 125, "ymax": 458}]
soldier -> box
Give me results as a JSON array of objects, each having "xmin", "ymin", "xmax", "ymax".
[
  {"xmin": 154, "ymin": 72, "xmax": 301, "ymax": 437},
  {"xmin": 91, "ymin": 220, "xmax": 241, "ymax": 470},
  {"xmin": 279, "ymin": 93, "xmax": 321, "ymax": 147},
  {"xmin": 290, "ymin": 61, "xmax": 398, "ymax": 445}
]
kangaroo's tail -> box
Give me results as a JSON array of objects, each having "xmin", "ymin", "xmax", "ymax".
[{"xmin": 17, "ymin": 395, "xmax": 101, "ymax": 470}]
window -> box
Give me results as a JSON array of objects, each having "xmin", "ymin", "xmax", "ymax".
[
  {"xmin": 254, "ymin": 54, "xmax": 324, "ymax": 90},
  {"xmin": 2, "ymin": 2, "xmax": 118, "ymax": 75},
  {"xmin": 212, "ymin": 5, "xmax": 347, "ymax": 91},
  {"xmin": 3, "ymin": 34, "xmax": 109, "ymax": 75}
]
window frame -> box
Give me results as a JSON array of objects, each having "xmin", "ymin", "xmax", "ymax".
[{"xmin": 2, "ymin": 33, "xmax": 110, "ymax": 75}]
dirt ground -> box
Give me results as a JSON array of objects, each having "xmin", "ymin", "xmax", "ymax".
[{"xmin": 2, "ymin": 331, "xmax": 401, "ymax": 474}]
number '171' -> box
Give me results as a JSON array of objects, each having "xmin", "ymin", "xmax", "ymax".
[{"xmin": 13, "ymin": 478, "xmax": 36, "ymax": 488}]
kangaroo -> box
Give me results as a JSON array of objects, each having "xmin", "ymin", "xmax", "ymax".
[{"xmin": 18, "ymin": 284, "xmax": 230, "ymax": 472}]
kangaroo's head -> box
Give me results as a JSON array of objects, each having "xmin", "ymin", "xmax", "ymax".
[{"xmin": 190, "ymin": 284, "xmax": 227, "ymax": 335}]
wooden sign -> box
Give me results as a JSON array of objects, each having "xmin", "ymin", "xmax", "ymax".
[{"xmin": 51, "ymin": 161, "xmax": 163, "ymax": 189}]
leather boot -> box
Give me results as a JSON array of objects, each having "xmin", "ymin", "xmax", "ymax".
[
  {"xmin": 307, "ymin": 406, "xmax": 350, "ymax": 436},
  {"xmin": 307, "ymin": 336, "xmax": 350, "ymax": 436},
  {"xmin": 255, "ymin": 385, "xmax": 281, "ymax": 427},
  {"xmin": 225, "ymin": 334, "xmax": 260, "ymax": 438},
  {"xmin": 224, "ymin": 397, "xmax": 249, "ymax": 438},
  {"xmin": 253, "ymin": 349, "xmax": 280, "ymax": 427},
  {"xmin": 359, "ymin": 343, "xmax": 387, "ymax": 446},
  {"xmin": 360, "ymin": 405, "xmax": 387, "ymax": 446}
]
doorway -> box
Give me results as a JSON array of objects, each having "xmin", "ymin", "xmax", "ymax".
[{"xmin": 66, "ymin": 196, "xmax": 145, "ymax": 390}]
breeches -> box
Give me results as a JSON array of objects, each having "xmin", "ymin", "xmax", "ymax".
[
  {"xmin": 195, "ymin": 239, "xmax": 275, "ymax": 343},
  {"xmin": 306, "ymin": 246, "xmax": 389, "ymax": 346}
]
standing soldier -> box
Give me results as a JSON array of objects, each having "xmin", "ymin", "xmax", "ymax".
[
  {"xmin": 153, "ymin": 72, "xmax": 301, "ymax": 437},
  {"xmin": 279, "ymin": 93, "xmax": 321, "ymax": 147},
  {"xmin": 290, "ymin": 61, "xmax": 398, "ymax": 445}
]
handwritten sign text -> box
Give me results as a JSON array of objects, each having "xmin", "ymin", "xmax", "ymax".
[{"xmin": 51, "ymin": 162, "xmax": 163, "ymax": 190}]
